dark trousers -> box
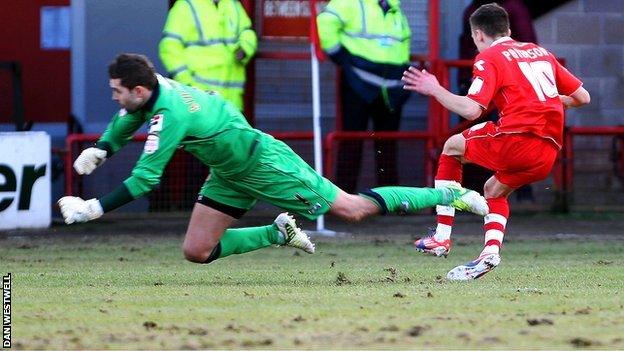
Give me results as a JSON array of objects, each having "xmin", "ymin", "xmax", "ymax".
[{"xmin": 336, "ymin": 82, "xmax": 402, "ymax": 193}]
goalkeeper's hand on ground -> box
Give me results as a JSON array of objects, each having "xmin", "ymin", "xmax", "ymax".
[
  {"xmin": 73, "ymin": 147, "xmax": 107, "ymax": 175},
  {"xmin": 58, "ymin": 196, "xmax": 103, "ymax": 224}
]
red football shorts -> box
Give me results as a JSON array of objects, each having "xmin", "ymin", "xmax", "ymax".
[{"xmin": 462, "ymin": 122, "xmax": 558, "ymax": 188}]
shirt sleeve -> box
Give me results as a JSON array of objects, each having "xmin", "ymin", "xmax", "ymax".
[
  {"xmin": 236, "ymin": 1, "xmax": 257, "ymax": 65},
  {"xmin": 96, "ymin": 110, "xmax": 146, "ymax": 157},
  {"xmin": 466, "ymin": 54, "xmax": 500, "ymax": 109},
  {"xmin": 122, "ymin": 108, "xmax": 187, "ymax": 199},
  {"xmin": 158, "ymin": 0, "xmax": 194, "ymax": 84},
  {"xmin": 317, "ymin": 0, "xmax": 348, "ymax": 54},
  {"xmin": 553, "ymin": 56, "xmax": 583, "ymax": 96}
]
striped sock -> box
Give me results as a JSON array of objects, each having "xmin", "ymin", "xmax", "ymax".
[
  {"xmin": 481, "ymin": 197, "xmax": 509, "ymax": 256},
  {"xmin": 433, "ymin": 154, "xmax": 463, "ymax": 242}
]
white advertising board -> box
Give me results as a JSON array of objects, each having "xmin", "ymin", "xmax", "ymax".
[{"xmin": 0, "ymin": 132, "xmax": 51, "ymax": 229}]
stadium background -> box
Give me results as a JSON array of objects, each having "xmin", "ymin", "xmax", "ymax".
[{"xmin": 0, "ymin": 0, "xmax": 623, "ymax": 217}]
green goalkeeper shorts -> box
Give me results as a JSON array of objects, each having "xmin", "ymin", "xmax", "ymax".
[{"xmin": 198, "ymin": 139, "xmax": 339, "ymax": 219}]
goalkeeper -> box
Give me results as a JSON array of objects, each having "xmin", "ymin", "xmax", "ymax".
[{"xmin": 59, "ymin": 53, "xmax": 488, "ymax": 264}]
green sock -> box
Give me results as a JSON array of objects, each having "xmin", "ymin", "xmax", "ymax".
[
  {"xmin": 217, "ymin": 224, "xmax": 285, "ymax": 259},
  {"xmin": 361, "ymin": 186, "xmax": 453, "ymax": 214}
]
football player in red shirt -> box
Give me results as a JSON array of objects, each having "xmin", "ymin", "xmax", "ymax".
[{"xmin": 402, "ymin": 3, "xmax": 590, "ymax": 280}]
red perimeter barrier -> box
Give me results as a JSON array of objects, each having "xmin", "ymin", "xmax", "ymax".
[
  {"xmin": 562, "ymin": 126, "xmax": 624, "ymax": 192},
  {"xmin": 324, "ymin": 131, "xmax": 435, "ymax": 187}
]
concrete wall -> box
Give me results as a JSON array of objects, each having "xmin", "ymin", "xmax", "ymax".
[
  {"xmin": 534, "ymin": 0, "xmax": 624, "ymax": 209},
  {"xmin": 71, "ymin": 0, "xmax": 169, "ymax": 133},
  {"xmin": 534, "ymin": 0, "xmax": 624, "ymax": 126}
]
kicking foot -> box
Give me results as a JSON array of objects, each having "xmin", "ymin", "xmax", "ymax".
[
  {"xmin": 447, "ymin": 185, "xmax": 489, "ymax": 216},
  {"xmin": 446, "ymin": 253, "xmax": 501, "ymax": 281},
  {"xmin": 274, "ymin": 213, "xmax": 315, "ymax": 254},
  {"xmin": 414, "ymin": 231, "xmax": 451, "ymax": 257}
]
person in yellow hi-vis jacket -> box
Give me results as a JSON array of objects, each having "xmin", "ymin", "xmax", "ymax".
[
  {"xmin": 159, "ymin": 0, "xmax": 257, "ymax": 110},
  {"xmin": 317, "ymin": 0, "xmax": 411, "ymax": 193}
]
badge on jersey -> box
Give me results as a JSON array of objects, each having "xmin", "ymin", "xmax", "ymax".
[
  {"xmin": 474, "ymin": 59, "xmax": 486, "ymax": 71},
  {"xmin": 144, "ymin": 134, "xmax": 160, "ymax": 154},
  {"xmin": 145, "ymin": 114, "xmax": 164, "ymax": 154},
  {"xmin": 468, "ymin": 77, "xmax": 484, "ymax": 95},
  {"xmin": 149, "ymin": 114, "xmax": 164, "ymax": 133}
]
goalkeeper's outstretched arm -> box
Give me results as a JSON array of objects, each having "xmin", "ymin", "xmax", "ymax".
[{"xmin": 59, "ymin": 110, "xmax": 186, "ymax": 224}]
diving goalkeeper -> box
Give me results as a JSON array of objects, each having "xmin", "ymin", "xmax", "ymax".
[{"xmin": 58, "ymin": 53, "xmax": 488, "ymax": 264}]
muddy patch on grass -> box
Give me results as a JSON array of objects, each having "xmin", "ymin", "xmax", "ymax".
[
  {"xmin": 595, "ymin": 260, "xmax": 613, "ymax": 265},
  {"xmin": 570, "ymin": 337, "xmax": 600, "ymax": 347},
  {"xmin": 224, "ymin": 324, "xmax": 255, "ymax": 333},
  {"xmin": 293, "ymin": 315, "xmax": 306, "ymax": 322},
  {"xmin": 188, "ymin": 327, "xmax": 209, "ymax": 336},
  {"xmin": 380, "ymin": 325, "xmax": 400, "ymax": 332},
  {"xmin": 406, "ymin": 325, "xmax": 429, "ymax": 337},
  {"xmin": 457, "ymin": 332, "xmax": 471, "ymax": 341},
  {"xmin": 241, "ymin": 338, "xmax": 273, "ymax": 347},
  {"xmin": 17, "ymin": 243, "xmax": 39, "ymax": 249},
  {"xmin": 575, "ymin": 307, "xmax": 592, "ymax": 315},
  {"xmin": 143, "ymin": 321, "xmax": 158, "ymax": 330},
  {"xmin": 371, "ymin": 237, "xmax": 392, "ymax": 245},
  {"xmin": 527, "ymin": 318, "xmax": 554, "ymax": 326},
  {"xmin": 335, "ymin": 272, "xmax": 351, "ymax": 285},
  {"xmin": 517, "ymin": 287, "xmax": 543, "ymax": 294},
  {"xmin": 384, "ymin": 267, "xmax": 398, "ymax": 282},
  {"xmin": 481, "ymin": 336, "xmax": 502, "ymax": 344}
]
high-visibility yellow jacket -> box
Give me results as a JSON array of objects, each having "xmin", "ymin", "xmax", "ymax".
[
  {"xmin": 317, "ymin": 0, "xmax": 410, "ymax": 65},
  {"xmin": 317, "ymin": 0, "xmax": 411, "ymax": 109},
  {"xmin": 159, "ymin": 0, "xmax": 257, "ymax": 110}
]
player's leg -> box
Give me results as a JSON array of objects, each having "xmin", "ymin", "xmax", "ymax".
[
  {"xmin": 183, "ymin": 203, "xmax": 314, "ymax": 263},
  {"xmin": 446, "ymin": 176, "xmax": 512, "ymax": 280},
  {"xmin": 415, "ymin": 132, "xmax": 467, "ymax": 256},
  {"xmin": 329, "ymin": 184, "xmax": 487, "ymax": 222},
  {"xmin": 481, "ymin": 177, "xmax": 514, "ymax": 256},
  {"xmin": 339, "ymin": 131, "xmax": 482, "ymax": 219},
  {"xmin": 182, "ymin": 202, "xmax": 237, "ymax": 263},
  {"xmin": 183, "ymin": 176, "xmax": 311, "ymax": 264},
  {"xmin": 236, "ymin": 139, "xmax": 485, "ymax": 223},
  {"xmin": 446, "ymin": 135, "xmax": 558, "ymax": 280}
]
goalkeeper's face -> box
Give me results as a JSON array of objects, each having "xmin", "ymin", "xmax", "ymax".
[{"xmin": 110, "ymin": 78, "xmax": 148, "ymax": 113}]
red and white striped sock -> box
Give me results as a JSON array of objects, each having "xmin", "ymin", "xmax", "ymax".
[
  {"xmin": 481, "ymin": 197, "xmax": 509, "ymax": 256},
  {"xmin": 433, "ymin": 154, "xmax": 463, "ymax": 242}
]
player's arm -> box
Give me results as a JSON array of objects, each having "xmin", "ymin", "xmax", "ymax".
[
  {"xmin": 402, "ymin": 67, "xmax": 483, "ymax": 120},
  {"xmin": 59, "ymin": 110, "xmax": 187, "ymax": 224},
  {"xmin": 553, "ymin": 56, "xmax": 590, "ymax": 108},
  {"xmin": 234, "ymin": 1, "xmax": 257, "ymax": 65},
  {"xmin": 560, "ymin": 87, "xmax": 590, "ymax": 108},
  {"xmin": 73, "ymin": 111, "xmax": 145, "ymax": 175}
]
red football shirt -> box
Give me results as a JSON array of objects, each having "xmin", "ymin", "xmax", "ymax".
[{"xmin": 466, "ymin": 37, "xmax": 582, "ymax": 148}]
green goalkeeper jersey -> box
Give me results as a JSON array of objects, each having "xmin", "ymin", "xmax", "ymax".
[{"xmin": 96, "ymin": 75, "xmax": 272, "ymax": 209}]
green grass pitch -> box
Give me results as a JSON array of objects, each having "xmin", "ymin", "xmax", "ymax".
[{"xmin": 2, "ymin": 216, "xmax": 623, "ymax": 349}]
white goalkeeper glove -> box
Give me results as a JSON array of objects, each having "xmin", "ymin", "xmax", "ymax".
[
  {"xmin": 57, "ymin": 196, "xmax": 104, "ymax": 224},
  {"xmin": 73, "ymin": 147, "xmax": 107, "ymax": 175}
]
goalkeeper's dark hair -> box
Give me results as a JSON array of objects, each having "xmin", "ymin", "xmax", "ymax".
[
  {"xmin": 469, "ymin": 3, "xmax": 510, "ymax": 38},
  {"xmin": 108, "ymin": 53, "xmax": 158, "ymax": 90}
]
